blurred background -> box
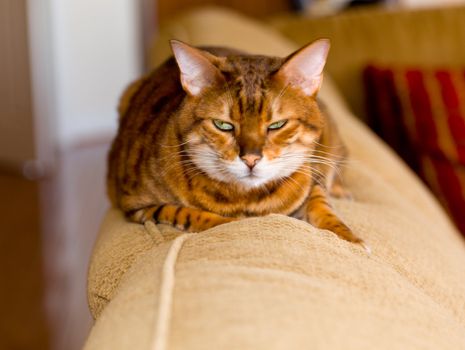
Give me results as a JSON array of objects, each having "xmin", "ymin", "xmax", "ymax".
[{"xmin": 1, "ymin": 0, "xmax": 464, "ymax": 349}]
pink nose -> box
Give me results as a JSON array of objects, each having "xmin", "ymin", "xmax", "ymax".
[{"xmin": 241, "ymin": 154, "xmax": 261, "ymax": 169}]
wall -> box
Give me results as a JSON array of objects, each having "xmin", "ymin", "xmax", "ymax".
[
  {"xmin": 26, "ymin": 1, "xmax": 143, "ymax": 349},
  {"xmin": 49, "ymin": 0, "xmax": 142, "ymax": 147},
  {"xmin": 0, "ymin": 0, "xmax": 35, "ymax": 169}
]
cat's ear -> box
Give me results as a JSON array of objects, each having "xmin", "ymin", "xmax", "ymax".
[
  {"xmin": 275, "ymin": 39, "xmax": 330, "ymax": 96},
  {"xmin": 170, "ymin": 40, "xmax": 224, "ymax": 96}
]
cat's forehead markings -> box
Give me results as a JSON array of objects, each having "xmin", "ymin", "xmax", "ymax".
[
  {"xmin": 218, "ymin": 100, "xmax": 232, "ymax": 121},
  {"xmin": 270, "ymin": 99, "xmax": 291, "ymax": 121}
]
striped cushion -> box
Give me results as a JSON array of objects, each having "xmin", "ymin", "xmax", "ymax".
[{"xmin": 364, "ymin": 65, "xmax": 465, "ymax": 236}]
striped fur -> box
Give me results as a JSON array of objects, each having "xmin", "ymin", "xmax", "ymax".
[{"xmin": 107, "ymin": 40, "xmax": 366, "ymax": 248}]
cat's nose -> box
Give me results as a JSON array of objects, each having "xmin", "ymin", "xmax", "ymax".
[{"xmin": 241, "ymin": 154, "xmax": 262, "ymax": 170}]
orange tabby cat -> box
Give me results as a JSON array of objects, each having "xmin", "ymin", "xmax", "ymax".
[{"xmin": 108, "ymin": 39, "xmax": 368, "ymax": 251}]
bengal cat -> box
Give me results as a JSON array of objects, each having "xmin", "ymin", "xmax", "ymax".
[{"xmin": 108, "ymin": 39, "xmax": 369, "ymax": 252}]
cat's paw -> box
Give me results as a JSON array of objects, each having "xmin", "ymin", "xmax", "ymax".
[
  {"xmin": 353, "ymin": 239, "xmax": 371, "ymax": 255},
  {"xmin": 341, "ymin": 234, "xmax": 371, "ymax": 255},
  {"xmin": 323, "ymin": 222, "xmax": 370, "ymax": 255},
  {"xmin": 185, "ymin": 215, "xmax": 237, "ymax": 232}
]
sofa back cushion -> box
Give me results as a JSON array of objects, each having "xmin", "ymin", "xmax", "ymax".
[
  {"xmin": 364, "ymin": 64, "xmax": 465, "ymax": 235},
  {"xmin": 270, "ymin": 5, "xmax": 465, "ymax": 119}
]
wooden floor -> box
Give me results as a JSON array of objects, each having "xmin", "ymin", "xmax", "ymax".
[
  {"xmin": 0, "ymin": 139, "xmax": 111, "ymax": 350},
  {"xmin": 0, "ymin": 174, "xmax": 49, "ymax": 350}
]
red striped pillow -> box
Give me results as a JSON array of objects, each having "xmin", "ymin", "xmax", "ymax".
[{"xmin": 364, "ymin": 65, "xmax": 465, "ymax": 236}]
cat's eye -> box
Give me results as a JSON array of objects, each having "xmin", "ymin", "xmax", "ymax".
[
  {"xmin": 213, "ymin": 119, "xmax": 234, "ymax": 131},
  {"xmin": 268, "ymin": 120, "xmax": 287, "ymax": 130}
]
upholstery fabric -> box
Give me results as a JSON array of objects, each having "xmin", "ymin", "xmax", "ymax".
[
  {"xmin": 270, "ymin": 5, "xmax": 465, "ymax": 120},
  {"xmin": 148, "ymin": 7, "xmax": 297, "ymax": 68},
  {"xmin": 85, "ymin": 7, "xmax": 465, "ymax": 350},
  {"xmin": 364, "ymin": 65, "xmax": 465, "ymax": 235}
]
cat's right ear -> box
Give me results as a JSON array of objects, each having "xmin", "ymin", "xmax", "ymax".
[
  {"xmin": 170, "ymin": 40, "xmax": 224, "ymax": 96},
  {"xmin": 274, "ymin": 39, "xmax": 330, "ymax": 97}
]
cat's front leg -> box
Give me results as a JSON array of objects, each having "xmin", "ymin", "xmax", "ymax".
[
  {"xmin": 305, "ymin": 184, "xmax": 370, "ymax": 253},
  {"xmin": 127, "ymin": 204, "xmax": 236, "ymax": 232}
]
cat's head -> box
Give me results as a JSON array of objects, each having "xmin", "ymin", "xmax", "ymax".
[{"xmin": 171, "ymin": 39, "xmax": 330, "ymax": 189}]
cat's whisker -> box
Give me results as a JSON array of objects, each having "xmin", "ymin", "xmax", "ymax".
[
  {"xmin": 307, "ymin": 161, "xmax": 339, "ymax": 169},
  {"xmin": 161, "ymin": 162, "xmax": 195, "ymax": 177},
  {"xmin": 156, "ymin": 151, "xmax": 193, "ymax": 162},
  {"xmin": 298, "ymin": 167, "xmax": 337, "ymax": 180},
  {"xmin": 312, "ymin": 149, "xmax": 344, "ymax": 158},
  {"xmin": 312, "ymin": 140, "xmax": 345, "ymax": 150},
  {"xmin": 303, "ymin": 162, "xmax": 342, "ymax": 179},
  {"xmin": 293, "ymin": 171, "xmax": 327, "ymax": 190},
  {"xmin": 294, "ymin": 160, "xmax": 338, "ymax": 170},
  {"xmin": 162, "ymin": 157, "xmax": 226, "ymax": 177},
  {"xmin": 280, "ymin": 153, "xmax": 353, "ymax": 172},
  {"xmin": 185, "ymin": 166, "xmax": 223, "ymax": 174},
  {"xmin": 294, "ymin": 166, "xmax": 327, "ymax": 181},
  {"xmin": 272, "ymin": 83, "xmax": 290, "ymax": 110},
  {"xmin": 279, "ymin": 153, "xmax": 342, "ymax": 163},
  {"xmin": 156, "ymin": 138, "xmax": 195, "ymax": 148},
  {"xmin": 279, "ymin": 175, "xmax": 307, "ymax": 194},
  {"xmin": 307, "ymin": 154, "xmax": 338, "ymax": 161},
  {"xmin": 157, "ymin": 146, "xmax": 223, "ymax": 161},
  {"xmin": 291, "ymin": 164, "xmax": 331, "ymax": 183},
  {"xmin": 308, "ymin": 162, "xmax": 355, "ymax": 174}
]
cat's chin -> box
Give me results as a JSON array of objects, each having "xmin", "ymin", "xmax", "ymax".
[
  {"xmin": 236, "ymin": 175, "xmax": 271, "ymax": 189},
  {"xmin": 203, "ymin": 169, "xmax": 272, "ymax": 190}
]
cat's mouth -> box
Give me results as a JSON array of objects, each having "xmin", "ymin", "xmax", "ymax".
[
  {"xmin": 236, "ymin": 172, "xmax": 269, "ymax": 188},
  {"xmin": 241, "ymin": 168, "xmax": 260, "ymax": 178}
]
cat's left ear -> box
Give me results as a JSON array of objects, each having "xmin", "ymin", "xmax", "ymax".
[
  {"xmin": 275, "ymin": 39, "xmax": 330, "ymax": 96},
  {"xmin": 170, "ymin": 40, "xmax": 225, "ymax": 96}
]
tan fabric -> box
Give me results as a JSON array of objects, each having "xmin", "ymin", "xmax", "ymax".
[
  {"xmin": 148, "ymin": 6, "xmax": 297, "ymax": 68},
  {"xmin": 86, "ymin": 7, "xmax": 465, "ymax": 350},
  {"xmin": 270, "ymin": 5, "xmax": 465, "ymax": 119}
]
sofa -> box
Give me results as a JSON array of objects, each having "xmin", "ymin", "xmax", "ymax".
[{"xmin": 84, "ymin": 6, "xmax": 465, "ymax": 349}]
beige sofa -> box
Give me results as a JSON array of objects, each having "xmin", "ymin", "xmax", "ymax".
[
  {"xmin": 84, "ymin": 7, "xmax": 465, "ymax": 350},
  {"xmin": 271, "ymin": 4, "xmax": 465, "ymax": 120}
]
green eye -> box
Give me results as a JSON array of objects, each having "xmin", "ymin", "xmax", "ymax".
[
  {"xmin": 213, "ymin": 119, "xmax": 234, "ymax": 131},
  {"xmin": 268, "ymin": 120, "xmax": 287, "ymax": 130}
]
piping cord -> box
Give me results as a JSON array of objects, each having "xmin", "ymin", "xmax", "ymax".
[{"xmin": 151, "ymin": 234, "xmax": 191, "ymax": 350}]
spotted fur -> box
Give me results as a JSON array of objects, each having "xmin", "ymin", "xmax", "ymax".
[{"xmin": 107, "ymin": 39, "xmax": 367, "ymax": 249}]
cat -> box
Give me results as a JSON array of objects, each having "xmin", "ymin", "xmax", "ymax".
[{"xmin": 107, "ymin": 39, "xmax": 368, "ymax": 251}]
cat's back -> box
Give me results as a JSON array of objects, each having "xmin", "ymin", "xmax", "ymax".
[
  {"xmin": 108, "ymin": 56, "xmax": 183, "ymax": 205},
  {"xmin": 118, "ymin": 57, "xmax": 183, "ymax": 125}
]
